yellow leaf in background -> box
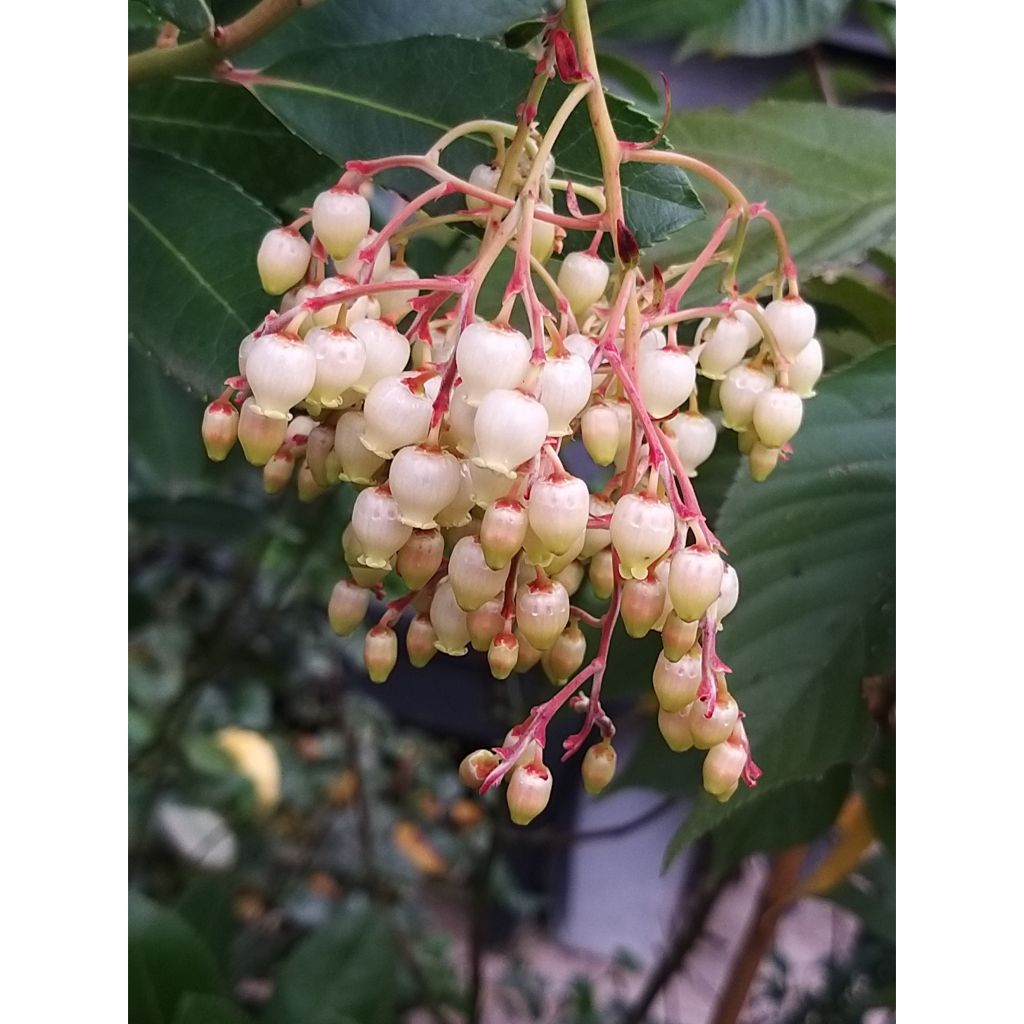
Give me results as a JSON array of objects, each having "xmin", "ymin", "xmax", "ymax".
[
  {"xmin": 393, "ymin": 821, "xmax": 447, "ymax": 877},
  {"xmin": 216, "ymin": 727, "xmax": 282, "ymax": 815}
]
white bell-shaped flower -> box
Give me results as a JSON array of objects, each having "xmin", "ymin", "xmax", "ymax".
[
  {"xmin": 610, "ymin": 493, "xmax": 675, "ymax": 580},
  {"xmin": 515, "ymin": 577, "xmax": 570, "ymax": 651},
  {"xmin": 334, "ymin": 230, "xmax": 390, "ymax": 282},
  {"xmin": 581, "ymin": 403, "xmax": 620, "ymax": 466},
  {"xmin": 621, "ymin": 574, "xmax": 666, "ymax": 639},
  {"xmin": 527, "ymin": 474, "xmax": 589, "ymax": 557},
  {"xmin": 538, "ymin": 353, "xmax": 592, "ymax": 436},
  {"xmin": 653, "ymin": 648, "xmax": 702, "ymax": 713},
  {"xmin": 689, "ymin": 696, "xmax": 740, "ymax": 749},
  {"xmin": 311, "ymin": 276, "xmax": 378, "ymax": 329},
  {"xmin": 787, "ymin": 337, "xmax": 824, "ymax": 398},
  {"xmin": 455, "ymin": 321, "xmax": 532, "ymax": 406},
  {"xmin": 472, "ymin": 389, "xmax": 549, "ymax": 478},
  {"xmin": 305, "ymin": 326, "xmax": 367, "ymax": 408},
  {"xmin": 719, "ymin": 363, "xmax": 773, "ymax": 430},
  {"xmin": 432, "ymin": 459, "xmax": 474, "ymax": 528},
  {"xmin": 480, "ymin": 498, "xmax": 528, "ymax": 569},
  {"xmin": 752, "ymin": 387, "xmax": 803, "ymax": 448},
  {"xmin": 466, "ymin": 163, "xmax": 500, "ymax": 210},
  {"xmin": 387, "ymin": 444, "xmax": 461, "ymax": 529},
  {"xmin": 717, "ymin": 564, "xmax": 739, "ymax": 620},
  {"xmin": 361, "ymin": 374, "xmax": 434, "ymax": 458},
  {"xmin": 377, "ymin": 264, "xmax": 421, "ymax": 323},
  {"xmin": 468, "ymin": 461, "xmax": 516, "ymax": 507},
  {"xmin": 448, "ymin": 535, "xmax": 511, "ymax": 611},
  {"xmin": 698, "ymin": 315, "xmax": 750, "ymax": 380},
  {"xmin": 429, "ymin": 578, "xmax": 471, "ymax": 655},
  {"xmin": 703, "ymin": 740, "xmax": 748, "ymax": 798},
  {"xmin": 237, "ymin": 397, "xmax": 287, "ymax": 466},
  {"xmin": 557, "ymin": 252, "xmax": 609, "ymax": 318},
  {"xmin": 246, "ymin": 332, "xmax": 317, "ymax": 420},
  {"xmin": 351, "ymin": 484, "xmax": 413, "ymax": 569},
  {"xmin": 350, "ymin": 319, "xmax": 411, "ymax": 394},
  {"xmin": 674, "ymin": 412, "xmax": 717, "ymax": 476},
  {"xmin": 529, "ymin": 203, "xmax": 557, "ymax": 263},
  {"xmin": 734, "ymin": 306, "xmax": 763, "ymax": 350},
  {"xmin": 581, "ymin": 494, "xmax": 613, "ymax": 558},
  {"xmin": 312, "ymin": 187, "xmax": 371, "ymax": 261},
  {"xmin": 256, "ymin": 227, "xmax": 310, "ymax": 295},
  {"xmin": 444, "ymin": 384, "xmax": 477, "ymax": 455},
  {"xmin": 764, "ymin": 297, "xmax": 817, "ymax": 360},
  {"xmin": 668, "ymin": 547, "xmax": 724, "ymax": 623},
  {"xmin": 395, "ymin": 528, "xmax": 444, "ymax": 591},
  {"xmin": 334, "ymin": 411, "xmax": 385, "ymax": 484},
  {"xmin": 328, "ymin": 579, "xmax": 371, "ymax": 636},
  {"xmin": 637, "ymin": 346, "xmax": 697, "ymax": 419},
  {"xmin": 658, "ymin": 705, "xmax": 695, "ymax": 752}
]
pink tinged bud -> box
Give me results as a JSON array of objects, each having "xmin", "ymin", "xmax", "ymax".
[
  {"xmin": 506, "ymin": 762, "xmax": 553, "ymax": 825},
  {"xmin": 305, "ymin": 326, "xmax": 367, "ymax": 407},
  {"xmin": 395, "ymin": 528, "xmax": 444, "ymax": 591},
  {"xmin": 488, "ymin": 631, "xmax": 520, "ymax": 679},
  {"xmin": 364, "ymin": 625, "xmax": 398, "ymax": 684},
  {"xmin": 538, "ymin": 353, "xmax": 592, "ymax": 435},
  {"xmin": 752, "ymin": 387, "xmax": 803, "ymax": 448},
  {"xmin": 581, "ymin": 495, "xmax": 614, "ymax": 558},
  {"xmin": 588, "ymin": 548, "xmax": 615, "ymax": 600},
  {"xmin": 669, "ymin": 548, "xmax": 724, "ymax": 623},
  {"xmin": 351, "ymin": 485, "xmax": 413, "ymax": 569},
  {"xmin": 377, "ymin": 264, "xmax": 422, "ymax": 323},
  {"xmin": 472, "ymin": 390, "xmax": 549, "ymax": 479},
  {"xmin": 238, "ymin": 397, "xmax": 289, "ymax": 466},
  {"xmin": 653, "ymin": 648, "xmax": 702, "ymax": 712},
  {"xmin": 481, "ymin": 499, "xmax": 529, "ymax": 570},
  {"xmin": 467, "ymin": 599, "xmax": 505, "ymax": 652},
  {"xmin": 448, "ymin": 535, "xmax": 511, "ymax": 611},
  {"xmin": 621, "ymin": 573, "xmax": 667, "ymax": 639},
  {"xmin": 257, "ymin": 226, "xmax": 311, "ymax": 295},
  {"xmin": 658, "ymin": 705, "xmax": 695, "ymax": 752},
  {"xmin": 202, "ymin": 401, "xmax": 238, "ymax": 462},
  {"xmin": 674, "ymin": 412, "xmax": 717, "ymax": 477},
  {"xmin": 556, "ymin": 251, "xmax": 610, "ymax": 318},
  {"xmin": 456, "ymin": 321, "xmax": 532, "ymax": 405},
  {"xmin": 361, "ymin": 374, "xmax": 433, "ymax": 458},
  {"xmin": 582, "ymin": 742, "xmax": 617, "ymax": 795},
  {"xmin": 749, "ymin": 442, "xmax": 781, "ymax": 481},
  {"xmin": 328, "ymin": 579, "xmax": 371, "ymax": 636},
  {"xmin": 527, "ymin": 475, "xmax": 590, "ymax": 557},
  {"xmin": 637, "ymin": 346, "xmax": 698, "ymax": 419},
  {"xmin": 552, "ymin": 559, "xmax": 584, "ymax": 597},
  {"xmin": 435, "ymin": 460, "xmax": 476, "ymax": 528},
  {"xmin": 610, "ymin": 493, "xmax": 675, "ymax": 580},
  {"xmin": 335, "ymin": 230, "xmax": 391, "ymax": 283},
  {"xmin": 542, "ymin": 622, "xmax": 587, "ymax": 684},
  {"xmin": 334, "ymin": 411, "xmax": 385, "ymax": 484},
  {"xmin": 406, "ymin": 613, "xmax": 438, "ymax": 668},
  {"xmin": 697, "ymin": 315, "xmax": 749, "ymax": 380},
  {"xmin": 296, "ymin": 462, "xmax": 326, "ymax": 502},
  {"xmin": 246, "ymin": 332, "xmax": 317, "ymax": 420},
  {"xmin": 350, "ymin": 319, "xmax": 411, "ymax": 395},
  {"xmin": 429, "ymin": 578, "xmax": 471, "ymax": 655},
  {"xmin": 515, "ymin": 577, "xmax": 570, "ymax": 651},
  {"xmin": 286, "ymin": 414, "xmax": 316, "ymax": 443},
  {"xmin": 581, "ymin": 403, "xmax": 620, "ymax": 466},
  {"xmin": 720, "ymin": 363, "xmax": 774, "ymax": 431},
  {"xmin": 503, "ymin": 728, "xmax": 543, "ymax": 768},
  {"xmin": 661, "ymin": 613, "xmax": 700, "ymax": 662},
  {"xmin": 718, "ymin": 565, "xmax": 739, "ymax": 620},
  {"xmin": 514, "ymin": 630, "xmax": 543, "ymax": 672},
  {"xmin": 459, "ymin": 748, "xmax": 500, "ymax": 790},
  {"xmin": 262, "ymin": 449, "xmax": 295, "ymax": 494},
  {"xmin": 388, "ymin": 445, "xmax": 461, "ymax": 529},
  {"xmin": 302, "ymin": 424, "xmax": 334, "ymax": 486},
  {"xmin": 764, "ymin": 297, "xmax": 817, "ymax": 360},
  {"xmin": 788, "ymin": 337, "xmax": 823, "ymax": 398},
  {"xmin": 702, "ymin": 740, "xmax": 748, "ymax": 798},
  {"xmin": 312, "ymin": 186, "xmax": 371, "ymax": 261},
  {"xmin": 688, "ymin": 696, "xmax": 740, "ymax": 749}
]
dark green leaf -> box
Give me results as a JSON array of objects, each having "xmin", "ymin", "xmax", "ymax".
[
  {"xmin": 665, "ymin": 348, "xmax": 894, "ymax": 864},
  {"xmin": 250, "ymin": 37, "xmax": 702, "ymax": 249},
  {"xmin": 590, "ymin": 0, "xmax": 746, "ymax": 40},
  {"xmin": 130, "ymin": 1, "xmax": 163, "ymax": 53},
  {"xmin": 129, "ymin": 79, "xmax": 336, "ymax": 213},
  {"xmin": 800, "ymin": 273, "xmax": 895, "ymax": 345},
  {"xmin": 595, "ymin": 51, "xmax": 661, "ymax": 106},
  {"xmin": 504, "ymin": 19, "xmax": 545, "ymax": 49},
  {"xmin": 172, "ymin": 994, "xmax": 253, "ymax": 1024},
  {"xmin": 264, "ymin": 902, "xmax": 398, "ymax": 1024},
  {"xmin": 144, "ymin": 0, "xmax": 214, "ymax": 35},
  {"xmin": 129, "ymin": 495, "xmax": 265, "ymax": 540},
  {"xmin": 129, "ymin": 146, "xmax": 276, "ymax": 397},
  {"xmin": 763, "ymin": 63, "xmax": 888, "ymax": 104},
  {"xmin": 858, "ymin": 730, "xmax": 894, "ymax": 853},
  {"xmin": 656, "ymin": 102, "xmax": 894, "ymax": 283},
  {"xmin": 176, "ymin": 876, "xmax": 237, "ymax": 972},
  {"xmin": 129, "ymin": 890, "xmax": 223, "ymax": 1024},
  {"xmin": 680, "ymin": 0, "xmax": 851, "ymax": 58}
]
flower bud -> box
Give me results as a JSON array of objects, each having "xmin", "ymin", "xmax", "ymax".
[
  {"xmin": 515, "ymin": 576, "xmax": 570, "ymax": 651},
  {"xmin": 481, "ymin": 498, "xmax": 528, "ymax": 570},
  {"xmin": 506, "ymin": 762, "xmax": 553, "ymax": 825},
  {"xmin": 588, "ymin": 548, "xmax": 615, "ymax": 600},
  {"xmin": 388, "ymin": 445, "xmax": 461, "ymax": 529},
  {"xmin": 749, "ymin": 442, "xmax": 781, "ymax": 481},
  {"xmin": 514, "ymin": 629, "xmax": 543, "ymax": 672},
  {"xmin": 429, "ymin": 578, "xmax": 471, "ymax": 655},
  {"xmin": 364, "ymin": 624, "xmax": 398, "ymax": 684},
  {"xmin": 238, "ymin": 397, "xmax": 288, "ymax": 465},
  {"xmin": 697, "ymin": 315, "xmax": 749, "ymax": 380},
  {"xmin": 435, "ymin": 460, "xmax": 476, "ymax": 528},
  {"xmin": 459, "ymin": 748, "xmax": 500, "ymax": 789},
  {"xmin": 529, "ymin": 203, "xmax": 557, "ymax": 263},
  {"xmin": 674, "ymin": 412, "xmax": 717, "ymax": 476},
  {"xmin": 753, "ymin": 387, "xmax": 803, "ymax": 448},
  {"xmin": 621, "ymin": 573, "xmax": 667, "ymax": 639},
  {"xmin": 539, "ymin": 353, "xmax": 592, "ymax": 435},
  {"xmin": 610, "ymin": 494, "xmax": 675, "ymax": 580},
  {"xmin": 300, "ymin": 423, "xmax": 332, "ymax": 486},
  {"xmin": 305, "ymin": 325, "xmax": 367, "ymax": 407},
  {"xmin": 658, "ymin": 705, "xmax": 695, "ymax": 752},
  {"xmin": 557, "ymin": 252, "xmax": 609, "ymax": 317},
  {"xmin": 528, "ymin": 474, "xmax": 589, "ymax": 557},
  {"xmin": 406, "ymin": 613, "xmax": 438, "ymax": 668},
  {"xmin": 456, "ymin": 321, "xmax": 532, "ymax": 405},
  {"xmin": 257, "ymin": 227, "xmax": 310, "ymax": 294},
  {"xmin": 653, "ymin": 648, "xmax": 702, "ymax": 712},
  {"xmin": 720, "ymin": 363, "xmax": 774, "ymax": 431},
  {"xmin": 466, "ymin": 163, "xmax": 500, "ymax": 210},
  {"xmin": 788, "ymin": 337, "xmax": 824, "ymax": 398},
  {"xmin": 394, "ymin": 529, "xmax": 443, "ymax": 591},
  {"xmin": 351, "ymin": 319, "xmax": 411, "ymax": 394},
  {"xmin": 468, "ymin": 598, "xmax": 505, "ymax": 652},
  {"xmin": 702, "ymin": 740, "xmax": 748, "ymax": 798},
  {"xmin": 312, "ymin": 186, "xmax": 371, "ymax": 261},
  {"xmin": 581, "ymin": 403, "xmax": 620, "ymax": 466},
  {"xmin": 202, "ymin": 400, "xmax": 239, "ymax": 462},
  {"xmin": 638, "ymin": 346, "xmax": 697, "ymax": 418},
  {"xmin": 473, "ymin": 389, "xmax": 549, "ymax": 478},
  {"xmin": 296, "ymin": 462, "xmax": 326, "ymax": 502},
  {"xmin": 718, "ymin": 564, "xmax": 739, "ymax": 621},
  {"xmin": 351, "ymin": 484, "xmax": 413, "ymax": 568},
  {"xmin": 488, "ymin": 631, "xmax": 519, "ymax": 679},
  {"xmin": 552, "ymin": 558, "xmax": 584, "ymax": 598},
  {"xmin": 668, "ymin": 547, "xmax": 724, "ymax": 623},
  {"xmin": 373, "ymin": 263, "xmax": 419, "ymax": 323},
  {"xmin": 327, "ymin": 579, "xmax": 371, "ymax": 636},
  {"xmin": 581, "ymin": 741, "xmax": 617, "ymax": 795},
  {"xmin": 688, "ymin": 696, "xmax": 740, "ymax": 749},
  {"xmin": 262, "ymin": 448, "xmax": 295, "ymax": 494},
  {"xmin": 448, "ymin": 535, "xmax": 510, "ymax": 611},
  {"xmin": 246, "ymin": 332, "xmax": 317, "ymax": 420},
  {"xmin": 542, "ymin": 622, "xmax": 587, "ymax": 684},
  {"xmin": 661, "ymin": 613, "xmax": 699, "ymax": 662},
  {"xmin": 764, "ymin": 297, "xmax": 816, "ymax": 360},
  {"xmin": 361, "ymin": 374, "xmax": 434, "ymax": 458},
  {"xmin": 334, "ymin": 411, "xmax": 385, "ymax": 484},
  {"xmin": 335, "ymin": 229, "xmax": 390, "ymax": 282}
]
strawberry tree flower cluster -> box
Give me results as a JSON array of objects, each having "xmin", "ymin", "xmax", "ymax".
[{"xmin": 201, "ymin": 1, "xmax": 823, "ymax": 827}]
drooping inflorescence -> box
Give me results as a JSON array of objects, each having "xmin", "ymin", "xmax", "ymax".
[{"xmin": 201, "ymin": 9, "xmax": 823, "ymax": 826}]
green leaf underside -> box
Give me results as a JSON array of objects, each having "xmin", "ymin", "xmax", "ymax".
[
  {"xmin": 656, "ymin": 101, "xmax": 894, "ymax": 289},
  {"xmin": 249, "ymin": 37, "xmax": 702, "ymax": 249},
  {"xmin": 680, "ymin": 0, "xmax": 852, "ymax": 58},
  {"xmin": 129, "ymin": 78, "xmax": 335, "ymax": 212},
  {"xmin": 664, "ymin": 347, "xmax": 894, "ymax": 864},
  {"xmin": 129, "ymin": 146, "xmax": 276, "ymax": 397}
]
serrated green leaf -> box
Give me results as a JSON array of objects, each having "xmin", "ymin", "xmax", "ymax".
[
  {"xmin": 263, "ymin": 903, "xmax": 398, "ymax": 1024},
  {"xmin": 656, "ymin": 102, "xmax": 894, "ymax": 284},
  {"xmin": 590, "ymin": 0, "xmax": 745, "ymax": 40},
  {"xmin": 249, "ymin": 37, "xmax": 702, "ymax": 249},
  {"xmin": 664, "ymin": 348, "xmax": 894, "ymax": 864},
  {"xmin": 680, "ymin": 0, "xmax": 851, "ymax": 58},
  {"xmin": 143, "ymin": 0, "xmax": 214, "ymax": 35},
  {"xmin": 129, "ymin": 146, "xmax": 276, "ymax": 396},
  {"xmin": 129, "ymin": 79, "xmax": 335, "ymax": 213},
  {"xmin": 801, "ymin": 273, "xmax": 895, "ymax": 346}
]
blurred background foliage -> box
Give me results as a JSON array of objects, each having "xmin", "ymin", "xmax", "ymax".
[{"xmin": 128, "ymin": 1, "xmax": 895, "ymax": 1021}]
